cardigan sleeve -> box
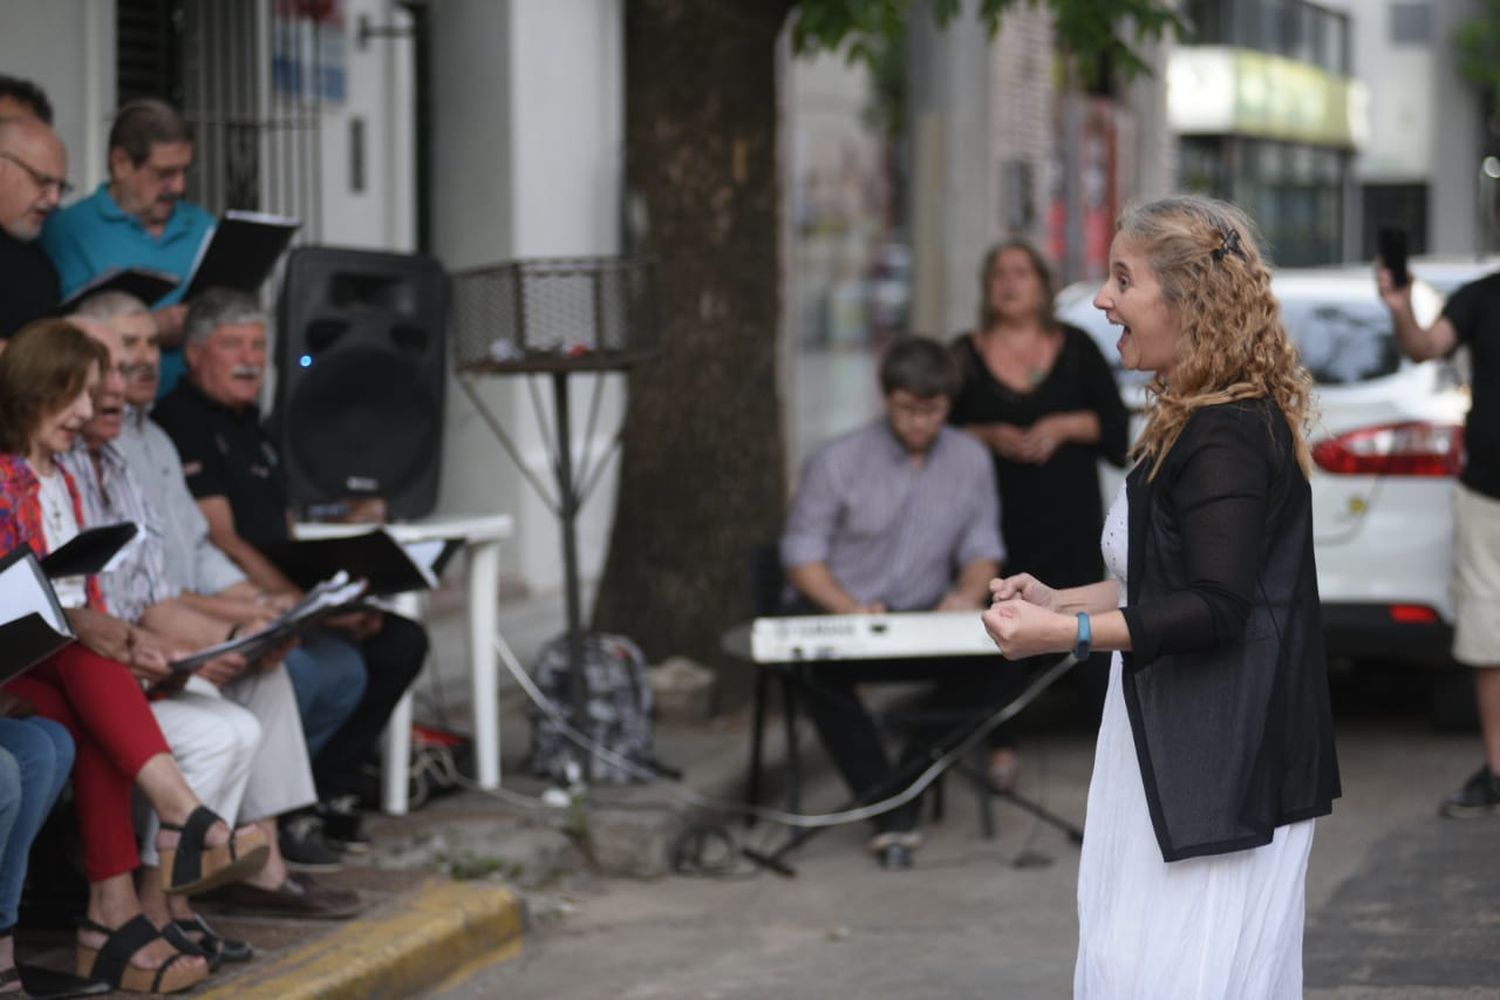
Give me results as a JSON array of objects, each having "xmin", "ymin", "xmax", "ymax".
[{"xmin": 1121, "ymin": 406, "xmax": 1273, "ymax": 665}]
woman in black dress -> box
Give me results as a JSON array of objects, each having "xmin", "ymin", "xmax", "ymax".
[{"xmin": 950, "ymin": 241, "xmax": 1129, "ymax": 743}]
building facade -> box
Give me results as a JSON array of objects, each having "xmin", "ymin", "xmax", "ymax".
[
  {"xmin": 1, "ymin": 0, "xmax": 626, "ymax": 595},
  {"xmin": 1333, "ymin": 0, "xmax": 1493, "ymax": 257},
  {"xmin": 1169, "ymin": 0, "xmax": 1367, "ymax": 266}
]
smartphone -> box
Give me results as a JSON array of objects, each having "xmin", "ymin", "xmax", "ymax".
[{"xmin": 1378, "ymin": 226, "xmax": 1410, "ymax": 288}]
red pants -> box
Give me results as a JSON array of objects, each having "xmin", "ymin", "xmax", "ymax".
[{"xmin": 6, "ymin": 645, "xmax": 171, "ymax": 882}]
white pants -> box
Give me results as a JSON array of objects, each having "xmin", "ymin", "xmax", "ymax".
[
  {"xmin": 139, "ymin": 677, "xmax": 262, "ymax": 866},
  {"xmin": 222, "ymin": 665, "xmax": 319, "ymax": 821}
]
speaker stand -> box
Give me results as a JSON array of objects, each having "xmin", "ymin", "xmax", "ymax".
[
  {"xmin": 456, "ymin": 361, "xmax": 637, "ymax": 785},
  {"xmin": 550, "ymin": 371, "xmax": 591, "ymax": 780},
  {"xmin": 451, "ymin": 254, "xmax": 661, "ymax": 787}
]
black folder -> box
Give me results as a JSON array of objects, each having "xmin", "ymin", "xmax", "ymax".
[
  {"xmin": 56, "ymin": 267, "xmax": 180, "ymax": 314},
  {"xmin": 259, "ymin": 529, "xmax": 448, "ymax": 597},
  {"xmin": 0, "ymin": 547, "xmax": 77, "ymax": 683},
  {"xmin": 38, "ymin": 523, "xmax": 138, "ymax": 579},
  {"xmin": 181, "ymin": 211, "xmax": 300, "ymax": 299}
]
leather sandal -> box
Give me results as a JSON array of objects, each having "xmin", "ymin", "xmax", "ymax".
[
  {"xmin": 167, "ymin": 915, "xmax": 253, "ymax": 971},
  {"xmin": 158, "ymin": 806, "xmax": 269, "ymax": 896},
  {"xmin": 75, "ymin": 915, "xmax": 207, "ymax": 995},
  {"xmin": 158, "ymin": 922, "xmax": 214, "ymax": 974},
  {"xmin": 0, "ymin": 926, "xmax": 26, "ymax": 998}
]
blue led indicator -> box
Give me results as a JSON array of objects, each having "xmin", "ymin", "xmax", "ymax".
[{"xmin": 299, "ymin": 355, "xmax": 313, "ymax": 368}]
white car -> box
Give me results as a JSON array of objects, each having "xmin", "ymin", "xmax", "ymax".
[{"xmin": 1057, "ymin": 260, "xmax": 1496, "ymax": 701}]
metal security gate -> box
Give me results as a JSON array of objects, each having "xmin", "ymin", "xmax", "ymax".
[{"xmin": 118, "ymin": 0, "xmax": 324, "ymax": 239}]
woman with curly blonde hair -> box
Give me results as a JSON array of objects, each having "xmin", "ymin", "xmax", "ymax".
[{"xmin": 981, "ymin": 195, "xmax": 1341, "ymax": 998}]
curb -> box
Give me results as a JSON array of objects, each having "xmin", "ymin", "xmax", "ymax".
[{"xmin": 197, "ymin": 879, "xmax": 525, "ymax": 999}]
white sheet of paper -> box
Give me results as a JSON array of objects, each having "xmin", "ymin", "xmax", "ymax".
[{"xmin": 0, "ymin": 552, "xmax": 70, "ymax": 632}]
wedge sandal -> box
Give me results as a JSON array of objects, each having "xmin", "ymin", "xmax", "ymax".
[
  {"xmin": 158, "ymin": 806, "xmax": 270, "ymax": 896},
  {"xmin": 75, "ymin": 915, "xmax": 206, "ymax": 995},
  {"xmin": 0, "ymin": 926, "xmax": 27, "ymax": 999},
  {"xmin": 164, "ymin": 914, "xmax": 253, "ymax": 973}
]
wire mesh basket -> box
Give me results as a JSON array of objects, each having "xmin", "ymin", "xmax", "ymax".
[{"xmin": 450, "ymin": 255, "xmax": 661, "ymax": 373}]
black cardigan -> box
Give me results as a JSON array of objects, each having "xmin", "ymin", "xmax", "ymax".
[{"xmin": 1120, "ymin": 398, "xmax": 1341, "ymax": 862}]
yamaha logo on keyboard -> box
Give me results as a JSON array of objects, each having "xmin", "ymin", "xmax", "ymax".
[{"xmin": 750, "ymin": 611, "xmax": 998, "ymax": 663}]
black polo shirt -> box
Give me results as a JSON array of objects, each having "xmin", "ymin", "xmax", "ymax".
[
  {"xmin": 0, "ymin": 229, "xmax": 60, "ymax": 339},
  {"xmin": 151, "ymin": 378, "xmax": 291, "ymax": 547}
]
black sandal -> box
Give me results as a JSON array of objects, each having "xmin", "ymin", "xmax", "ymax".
[
  {"xmin": 158, "ymin": 923, "xmax": 215, "ymax": 974},
  {"xmin": 0, "ymin": 927, "xmax": 24, "ymax": 998},
  {"xmin": 75, "ymin": 915, "xmax": 206, "ymax": 994},
  {"xmin": 167, "ymin": 914, "xmax": 253, "ymax": 971},
  {"xmin": 1, "ymin": 924, "xmax": 107, "ymax": 1000},
  {"xmin": 158, "ymin": 806, "xmax": 269, "ymax": 896}
]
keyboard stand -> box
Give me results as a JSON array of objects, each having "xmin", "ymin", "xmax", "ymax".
[{"xmin": 740, "ymin": 691, "xmax": 1083, "ymax": 878}]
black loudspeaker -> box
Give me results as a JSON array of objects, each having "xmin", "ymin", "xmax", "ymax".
[{"xmin": 273, "ymin": 246, "xmax": 448, "ymax": 519}]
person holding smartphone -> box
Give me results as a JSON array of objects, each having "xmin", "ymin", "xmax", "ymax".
[{"xmin": 1377, "ymin": 239, "xmax": 1500, "ymax": 817}]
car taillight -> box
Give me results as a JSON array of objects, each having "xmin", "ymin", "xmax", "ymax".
[
  {"xmin": 1388, "ymin": 604, "xmax": 1441, "ymax": 624},
  {"xmin": 1311, "ymin": 421, "xmax": 1464, "ymax": 477}
]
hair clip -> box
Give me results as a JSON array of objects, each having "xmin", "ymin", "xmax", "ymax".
[{"xmin": 1211, "ymin": 227, "xmax": 1244, "ymax": 263}]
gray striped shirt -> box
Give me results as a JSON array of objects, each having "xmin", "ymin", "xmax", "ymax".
[
  {"xmin": 59, "ymin": 439, "xmax": 176, "ymax": 623},
  {"xmin": 781, "ymin": 420, "xmax": 1004, "ymax": 611},
  {"xmin": 115, "ymin": 405, "xmax": 248, "ymax": 596}
]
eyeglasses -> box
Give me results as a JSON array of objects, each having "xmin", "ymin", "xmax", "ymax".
[{"xmin": 0, "ymin": 151, "xmax": 73, "ymax": 198}]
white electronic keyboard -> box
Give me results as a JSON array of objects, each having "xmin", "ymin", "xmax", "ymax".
[{"xmin": 749, "ymin": 610, "xmax": 1000, "ymax": 663}]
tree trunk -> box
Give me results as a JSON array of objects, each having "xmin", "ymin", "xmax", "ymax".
[{"xmin": 595, "ymin": 0, "xmax": 793, "ymax": 708}]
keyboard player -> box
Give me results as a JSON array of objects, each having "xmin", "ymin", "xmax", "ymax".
[{"xmin": 779, "ymin": 338, "xmax": 1007, "ymax": 870}]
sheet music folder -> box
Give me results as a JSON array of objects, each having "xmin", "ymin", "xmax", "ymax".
[
  {"xmin": 56, "ymin": 267, "xmax": 180, "ymax": 314},
  {"xmin": 0, "ymin": 547, "xmax": 77, "ymax": 683},
  {"xmin": 169, "ymin": 572, "xmax": 367, "ymax": 673},
  {"xmin": 39, "ymin": 523, "xmax": 138, "ymax": 579},
  {"xmin": 181, "ymin": 210, "xmax": 300, "ymax": 298},
  {"xmin": 260, "ymin": 529, "xmax": 448, "ymax": 598}
]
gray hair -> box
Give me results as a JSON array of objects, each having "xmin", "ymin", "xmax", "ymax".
[
  {"xmin": 74, "ymin": 289, "xmax": 151, "ymax": 322},
  {"xmin": 109, "ymin": 97, "xmax": 192, "ymax": 167},
  {"xmin": 184, "ymin": 287, "xmax": 266, "ymax": 345}
]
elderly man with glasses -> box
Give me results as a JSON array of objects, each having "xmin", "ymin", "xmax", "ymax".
[
  {"xmin": 0, "ymin": 112, "xmax": 69, "ymax": 341},
  {"xmin": 42, "ymin": 98, "xmax": 211, "ymax": 396}
]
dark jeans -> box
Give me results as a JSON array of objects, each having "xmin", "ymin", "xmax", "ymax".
[
  {"xmin": 285, "ymin": 628, "xmax": 368, "ymax": 757},
  {"xmin": 799, "ymin": 659, "xmax": 1017, "ymax": 835},
  {"xmin": 311, "ymin": 613, "xmax": 428, "ymax": 800}
]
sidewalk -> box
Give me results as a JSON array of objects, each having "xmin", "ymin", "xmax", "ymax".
[{"xmin": 18, "ymin": 580, "xmax": 778, "ymax": 998}]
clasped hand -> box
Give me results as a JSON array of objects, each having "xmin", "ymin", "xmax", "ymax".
[
  {"xmin": 981, "ymin": 572, "xmax": 1072, "ymax": 660},
  {"xmin": 981, "ymin": 417, "xmax": 1069, "ymax": 465}
]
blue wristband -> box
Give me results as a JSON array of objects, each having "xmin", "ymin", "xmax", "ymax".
[{"xmin": 1074, "ymin": 612, "xmax": 1092, "ymax": 659}]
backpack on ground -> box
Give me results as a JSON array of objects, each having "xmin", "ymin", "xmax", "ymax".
[{"xmin": 526, "ymin": 632, "xmax": 656, "ymax": 785}]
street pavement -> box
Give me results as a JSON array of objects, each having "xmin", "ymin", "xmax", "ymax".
[{"xmin": 424, "ymin": 654, "xmax": 1499, "ymax": 999}]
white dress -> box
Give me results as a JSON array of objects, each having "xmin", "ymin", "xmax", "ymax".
[{"xmin": 1074, "ymin": 483, "xmax": 1315, "ymax": 1000}]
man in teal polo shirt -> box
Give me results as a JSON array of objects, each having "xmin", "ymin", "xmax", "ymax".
[{"xmin": 42, "ymin": 97, "xmax": 213, "ymax": 395}]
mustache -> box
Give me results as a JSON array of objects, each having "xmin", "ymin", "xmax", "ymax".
[
  {"xmin": 232, "ymin": 365, "xmax": 263, "ymax": 379},
  {"xmin": 121, "ymin": 362, "xmax": 156, "ymax": 382}
]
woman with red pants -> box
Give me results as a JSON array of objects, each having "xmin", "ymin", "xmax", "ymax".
[{"xmin": 0, "ymin": 321, "xmax": 268, "ymax": 994}]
